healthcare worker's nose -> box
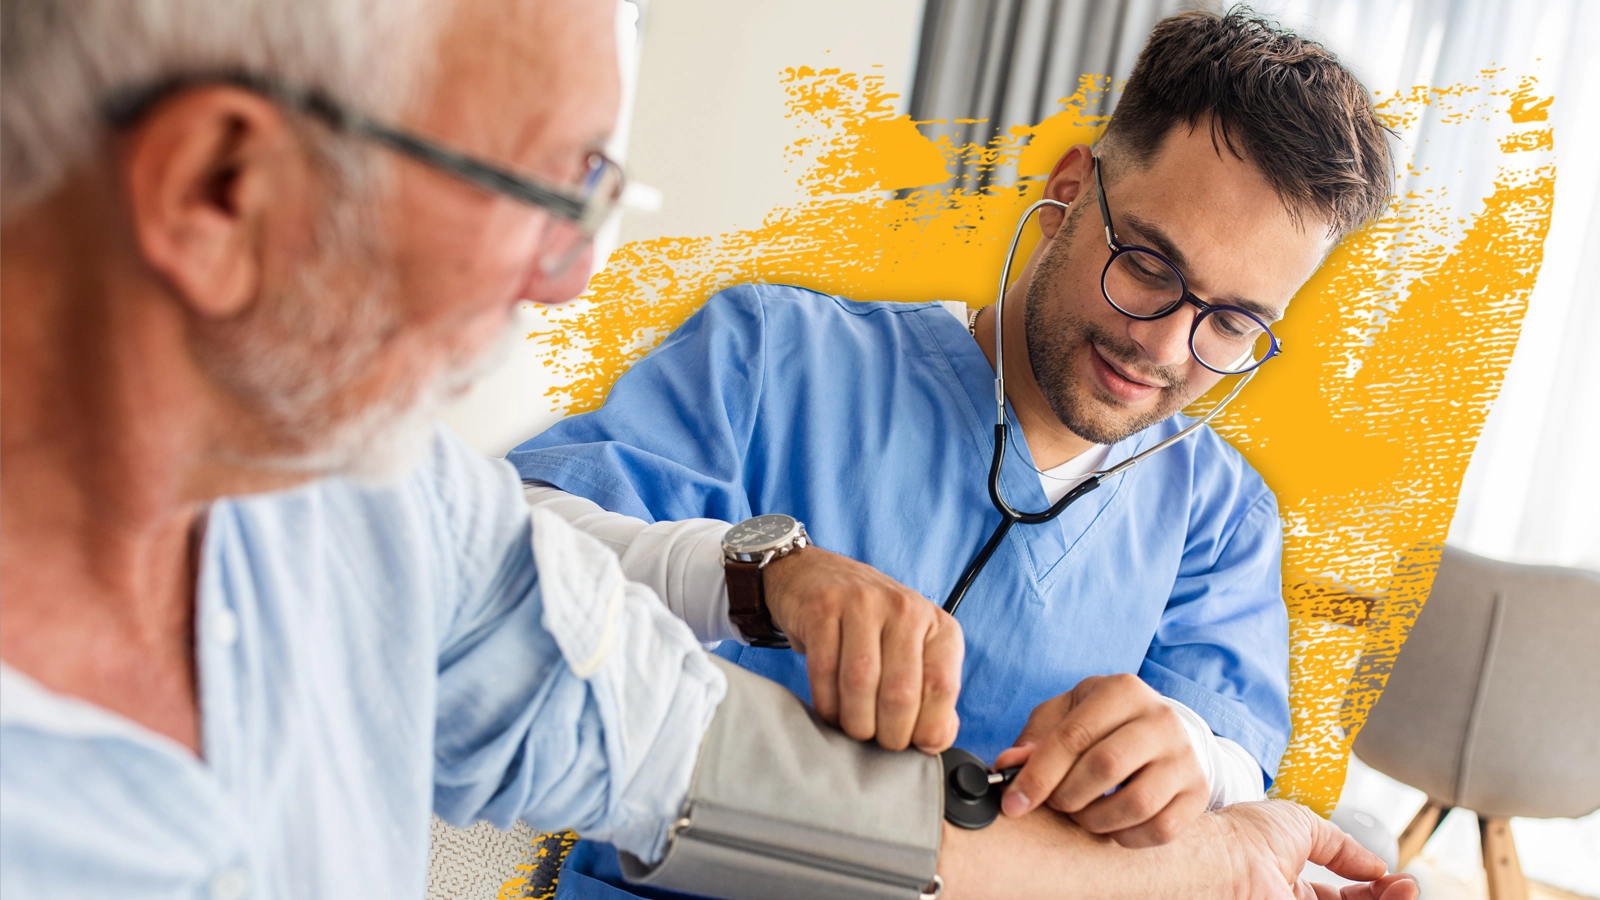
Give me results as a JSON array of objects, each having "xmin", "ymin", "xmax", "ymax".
[{"xmin": 1125, "ymin": 307, "xmax": 1194, "ymax": 370}]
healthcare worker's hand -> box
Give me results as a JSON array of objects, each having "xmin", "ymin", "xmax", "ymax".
[
  {"xmin": 762, "ymin": 545, "xmax": 964, "ymax": 754},
  {"xmin": 992, "ymin": 673, "xmax": 1209, "ymax": 847}
]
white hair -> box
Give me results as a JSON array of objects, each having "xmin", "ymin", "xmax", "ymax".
[{"xmin": 1, "ymin": 0, "xmax": 448, "ymax": 218}]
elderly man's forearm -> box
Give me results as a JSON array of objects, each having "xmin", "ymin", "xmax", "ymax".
[{"xmin": 937, "ymin": 809, "xmax": 1231, "ymax": 900}]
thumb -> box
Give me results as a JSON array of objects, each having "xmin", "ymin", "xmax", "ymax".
[
  {"xmin": 1365, "ymin": 873, "xmax": 1421, "ymax": 900},
  {"xmin": 994, "ymin": 742, "xmax": 1036, "ymax": 770}
]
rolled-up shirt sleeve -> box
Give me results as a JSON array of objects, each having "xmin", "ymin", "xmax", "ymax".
[{"xmin": 426, "ymin": 434, "xmax": 726, "ymax": 864}]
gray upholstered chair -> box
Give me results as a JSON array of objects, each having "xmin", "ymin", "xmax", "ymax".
[{"xmin": 1352, "ymin": 544, "xmax": 1600, "ymax": 900}]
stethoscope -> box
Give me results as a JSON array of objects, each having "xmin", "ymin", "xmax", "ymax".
[{"xmin": 941, "ymin": 198, "xmax": 1257, "ymax": 616}]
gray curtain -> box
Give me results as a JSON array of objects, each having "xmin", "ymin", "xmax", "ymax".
[{"xmin": 907, "ymin": 0, "xmax": 1212, "ymax": 191}]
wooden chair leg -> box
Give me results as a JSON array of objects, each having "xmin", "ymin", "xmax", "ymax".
[
  {"xmin": 1479, "ymin": 815, "xmax": 1529, "ymax": 900},
  {"xmin": 1396, "ymin": 800, "xmax": 1449, "ymax": 869}
]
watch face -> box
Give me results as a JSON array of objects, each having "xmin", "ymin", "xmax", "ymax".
[{"xmin": 724, "ymin": 514, "xmax": 801, "ymax": 554}]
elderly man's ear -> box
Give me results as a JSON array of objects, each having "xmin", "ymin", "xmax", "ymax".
[{"xmin": 121, "ymin": 86, "xmax": 310, "ymax": 319}]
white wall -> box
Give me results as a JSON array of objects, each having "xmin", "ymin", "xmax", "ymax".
[
  {"xmin": 617, "ymin": 0, "xmax": 926, "ymax": 243},
  {"xmin": 439, "ymin": 0, "xmax": 927, "ymax": 457}
]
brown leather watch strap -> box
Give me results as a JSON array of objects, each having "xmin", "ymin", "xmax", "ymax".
[{"xmin": 725, "ymin": 560, "xmax": 790, "ymax": 648}]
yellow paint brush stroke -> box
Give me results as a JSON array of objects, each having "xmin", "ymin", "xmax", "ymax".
[{"xmin": 527, "ymin": 67, "xmax": 1554, "ymax": 816}]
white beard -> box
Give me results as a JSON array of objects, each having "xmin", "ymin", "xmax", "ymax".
[
  {"xmin": 274, "ymin": 318, "xmax": 516, "ymax": 485},
  {"xmin": 192, "ymin": 178, "xmax": 517, "ymax": 487}
]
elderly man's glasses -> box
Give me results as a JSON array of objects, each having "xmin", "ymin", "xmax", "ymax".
[
  {"xmin": 1091, "ymin": 156, "xmax": 1281, "ymax": 375},
  {"xmin": 105, "ymin": 73, "xmax": 625, "ymax": 279}
]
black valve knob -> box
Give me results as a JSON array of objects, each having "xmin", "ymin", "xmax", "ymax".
[
  {"xmin": 941, "ymin": 748, "xmax": 1003, "ymax": 829},
  {"xmin": 951, "ymin": 762, "xmax": 990, "ymax": 801}
]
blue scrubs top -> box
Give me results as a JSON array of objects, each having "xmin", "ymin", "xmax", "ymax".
[{"xmin": 508, "ymin": 284, "xmax": 1290, "ymax": 899}]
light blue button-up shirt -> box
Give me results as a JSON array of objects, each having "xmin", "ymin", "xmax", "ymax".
[{"xmin": 0, "ymin": 428, "xmax": 726, "ymax": 900}]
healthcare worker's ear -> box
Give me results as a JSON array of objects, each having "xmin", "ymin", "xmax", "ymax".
[
  {"xmin": 121, "ymin": 86, "xmax": 309, "ymax": 319},
  {"xmin": 1037, "ymin": 143, "xmax": 1096, "ymax": 239}
]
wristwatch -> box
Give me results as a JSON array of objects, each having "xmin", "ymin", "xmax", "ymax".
[{"xmin": 722, "ymin": 514, "xmax": 808, "ymax": 648}]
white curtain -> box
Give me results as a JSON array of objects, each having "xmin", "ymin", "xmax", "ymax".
[
  {"xmin": 907, "ymin": 0, "xmax": 1198, "ymax": 190},
  {"xmin": 1247, "ymin": 2, "xmax": 1600, "ymax": 572}
]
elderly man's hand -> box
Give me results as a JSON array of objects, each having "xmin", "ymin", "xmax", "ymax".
[
  {"xmin": 993, "ymin": 673, "xmax": 1209, "ymax": 847},
  {"xmin": 1217, "ymin": 801, "xmax": 1419, "ymax": 900},
  {"xmin": 761, "ymin": 545, "xmax": 963, "ymax": 753}
]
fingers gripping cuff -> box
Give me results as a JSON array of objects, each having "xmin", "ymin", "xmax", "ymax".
[{"xmin": 618, "ymin": 658, "xmax": 944, "ymax": 900}]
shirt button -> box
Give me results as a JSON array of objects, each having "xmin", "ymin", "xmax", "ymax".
[
  {"xmin": 209, "ymin": 608, "xmax": 240, "ymax": 647},
  {"xmin": 209, "ymin": 867, "xmax": 250, "ymax": 900}
]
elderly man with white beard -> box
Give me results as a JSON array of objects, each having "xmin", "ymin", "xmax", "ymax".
[{"xmin": 0, "ymin": 1, "xmax": 1417, "ymax": 899}]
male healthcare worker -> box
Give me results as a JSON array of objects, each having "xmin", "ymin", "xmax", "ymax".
[{"xmin": 509, "ymin": 10, "xmax": 1396, "ymax": 894}]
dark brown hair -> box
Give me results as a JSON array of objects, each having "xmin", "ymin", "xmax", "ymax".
[{"xmin": 1100, "ymin": 7, "xmax": 1393, "ymax": 238}]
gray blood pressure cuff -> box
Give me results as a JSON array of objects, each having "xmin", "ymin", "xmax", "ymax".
[{"xmin": 618, "ymin": 657, "xmax": 944, "ymax": 900}]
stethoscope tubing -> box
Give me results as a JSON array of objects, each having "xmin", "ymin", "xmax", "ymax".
[{"xmin": 942, "ymin": 422, "xmax": 1106, "ymax": 615}]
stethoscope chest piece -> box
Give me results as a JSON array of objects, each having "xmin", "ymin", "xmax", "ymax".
[{"xmin": 942, "ymin": 748, "xmax": 1006, "ymax": 829}]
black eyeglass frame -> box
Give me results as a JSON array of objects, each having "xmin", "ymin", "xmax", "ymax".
[
  {"xmin": 103, "ymin": 71, "xmax": 625, "ymax": 240},
  {"xmin": 1091, "ymin": 156, "xmax": 1282, "ymax": 375}
]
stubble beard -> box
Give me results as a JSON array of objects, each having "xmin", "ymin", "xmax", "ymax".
[{"xmin": 1022, "ymin": 205, "xmax": 1192, "ymax": 446}]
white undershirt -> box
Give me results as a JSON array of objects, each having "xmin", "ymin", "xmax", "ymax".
[
  {"xmin": 1038, "ymin": 443, "xmax": 1113, "ymax": 503},
  {"xmin": 521, "ymin": 301, "xmax": 1267, "ymax": 807}
]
